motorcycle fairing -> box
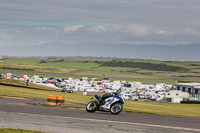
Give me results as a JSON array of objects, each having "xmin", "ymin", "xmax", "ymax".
[{"xmin": 101, "ymin": 97, "xmax": 120, "ymax": 110}]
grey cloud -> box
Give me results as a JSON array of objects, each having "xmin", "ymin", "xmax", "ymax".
[
  {"xmin": 0, "ymin": 0, "xmax": 198, "ymax": 23},
  {"xmin": 0, "ymin": 0, "xmax": 200, "ymax": 47}
]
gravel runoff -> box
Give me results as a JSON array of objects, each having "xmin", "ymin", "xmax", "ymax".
[{"xmin": 0, "ymin": 111, "xmax": 199, "ymax": 133}]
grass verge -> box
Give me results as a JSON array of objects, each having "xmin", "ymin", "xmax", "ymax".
[
  {"xmin": 27, "ymin": 103, "xmax": 85, "ymax": 110},
  {"xmin": 124, "ymin": 100, "xmax": 200, "ymax": 117},
  {"xmin": 0, "ymin": 128, "xmax": 45, "ymax": 133},
  {"xmin": 0, "ymin": 84, "xmax": 91, "ymax": 104}
]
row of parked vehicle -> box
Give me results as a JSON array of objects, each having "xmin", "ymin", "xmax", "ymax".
[{"xmin": 2, "ymin": 73, "xmax": 190, "ymax": 103}]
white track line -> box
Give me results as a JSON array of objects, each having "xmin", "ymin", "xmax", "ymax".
[{"xmin": 4, "ymin": 111, "xmax": 200, "ymax": 132}]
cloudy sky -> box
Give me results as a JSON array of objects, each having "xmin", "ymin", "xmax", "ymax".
[{"xmin": 0, "ymin": 0, "xmax": 200, "ymax": 48}]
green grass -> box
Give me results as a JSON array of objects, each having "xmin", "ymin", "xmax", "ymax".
[
  {"xmin": 94, "ymin": 66, "xmax": 139, "ymax": 72},
  {"xmin": 0, "ymin": 128, "xmax": 45, "ymax": 133},
  {"xmin": 3, "ymin": 58, "xmax": 41, "ymax": 65},
  {"xmin": 0, "ymin": 82, "xmax": 200, "ymax": 117},
  {"xmin": 42, "ymin": 62, "xmax": 99, "ymax": 69},
  {"xmin": 0, "ymin": 84, "xmax": 91, "ymax": 104},
  {"xmin": 124, "ymin": 100, "xmax": 200, "ymax": 117},
  {"xmin": 72, "ymin": 70, "xmax": 168, "ymax": 80}
]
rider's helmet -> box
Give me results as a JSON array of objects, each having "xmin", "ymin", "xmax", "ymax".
[{"xmin": 95, "ymin": 95, "xmax": 100, "ymax": 100}]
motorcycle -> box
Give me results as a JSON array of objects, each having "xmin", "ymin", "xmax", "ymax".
[{"xmin": 86, "ymin": 93, "xmax": 124, "ymax": 114}]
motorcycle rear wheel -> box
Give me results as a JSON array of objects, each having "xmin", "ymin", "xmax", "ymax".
[
  {"xmin": 86, "ymin": 101, "xmax": 96, "ymax": 112},
  {"xmin": 110, "ymin": 103, "xmax": 123, "ymax": 114}
]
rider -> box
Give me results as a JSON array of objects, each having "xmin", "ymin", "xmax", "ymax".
[
  {"xmin": 100, "ymin": 93, "xmax": 112, "ymax": 105},
  {"xmin": 100, "ymin": 88, "xmax": 121, "ymax": 106}
]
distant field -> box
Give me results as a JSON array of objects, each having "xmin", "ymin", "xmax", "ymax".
[
  {"xmin": 0, "ymin": 58, "xmax": 200, "ymax": 83},
  {"xmin": 0, "ymin": 58, "xmax": 40, "ymax": 65},
  {"xmin": 43, "ymin": 62, "xmax": 99, "ymax": 69}
]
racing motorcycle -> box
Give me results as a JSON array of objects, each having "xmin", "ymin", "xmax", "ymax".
[{"xmin": 86, "ymin": 93, "xmax": 124, "ymax": 114}]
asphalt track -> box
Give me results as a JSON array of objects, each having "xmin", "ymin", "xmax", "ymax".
[{"xmin": 0, "ymin": 96, "xmax": 200, "ymax": 133}]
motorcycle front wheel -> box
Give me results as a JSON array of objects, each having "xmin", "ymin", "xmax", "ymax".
[
  {"xmin": 110, "ymin": 103, "xmax": 123, "ymax": 114},
  {"xmin": 86, "ymin": 101, "xmax": 96, "ymax": 112}
]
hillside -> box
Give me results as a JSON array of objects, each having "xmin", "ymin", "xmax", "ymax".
[{"xmin": 0, "ymin": 43, "xmax": 200, "ymax": 61}]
